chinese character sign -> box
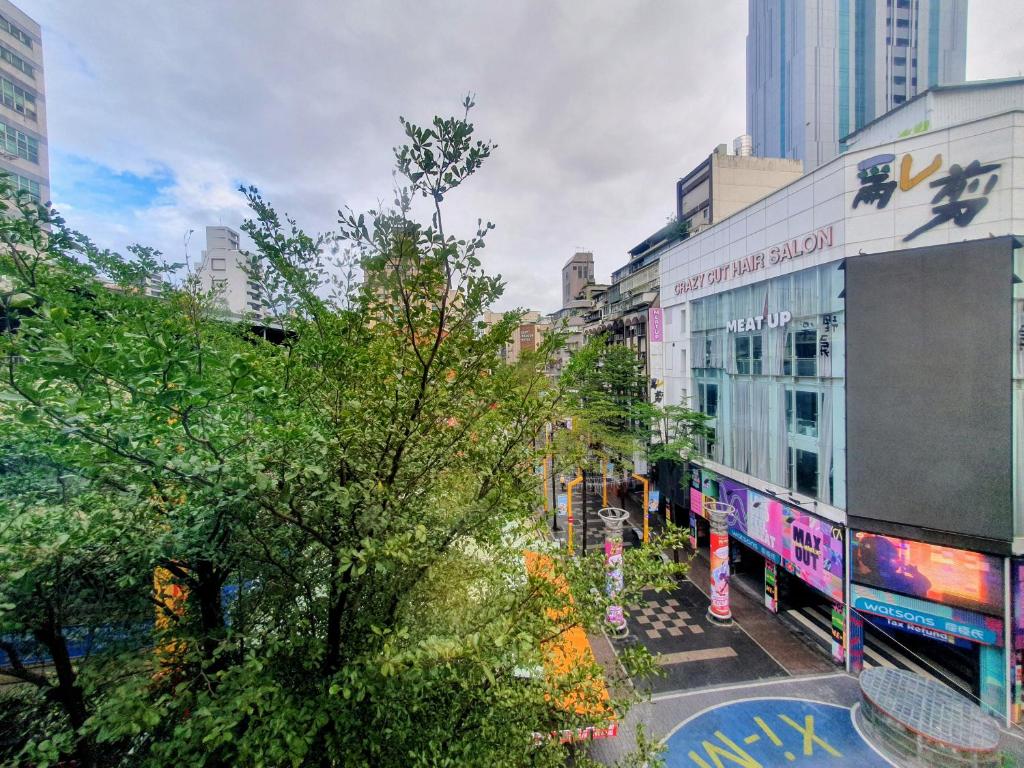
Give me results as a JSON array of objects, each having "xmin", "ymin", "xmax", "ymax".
[
  {"xmin": 850, "ymin": 148, "xmax": 1005, "ymax": 242},
  {"xmin": 853, "ymin": 154, "xmax": 897, "ymax": 210},
  {"xmin": 905, "ymin": 159, "xmax": 1002, "ymax": 242}
]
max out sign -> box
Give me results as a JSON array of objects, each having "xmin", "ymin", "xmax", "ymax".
[
  {"xmin": 674, "ymin": 226, "xmax": 834, "ymax": 295},
  {"xmin": 850, "ymin": 584, "xmax": 1002, "ymax": 645},
  {"xmin": 727, "ymin": 310, "xmax": 791, "ymax": 333}
]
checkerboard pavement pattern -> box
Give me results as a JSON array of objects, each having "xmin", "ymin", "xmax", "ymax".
[
  {"xmin": 629, "ymin": 598, "xmax": 705, "ymax": 641},
  {"xmin": 615, "ymin": 582, "xmax": 786, "ymax": 694}
]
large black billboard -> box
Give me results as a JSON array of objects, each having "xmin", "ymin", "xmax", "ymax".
[{"xmin": 845, "ymin": 237, "xmax": 1014, "ymax": 549}]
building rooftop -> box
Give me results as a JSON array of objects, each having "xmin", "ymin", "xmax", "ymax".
[{"xmin": 841, "ymin": 76, "xmax": 1024, "ymax": 144}]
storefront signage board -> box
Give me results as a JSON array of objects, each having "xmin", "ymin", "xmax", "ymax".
[{"xmin": 850, "ymin": 583, "xmax": 1003, "ymax": 646}]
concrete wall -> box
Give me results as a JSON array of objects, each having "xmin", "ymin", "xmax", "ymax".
[{"xmin": 711, "ymin": 154, "xmax": 804, "ymax": 222}]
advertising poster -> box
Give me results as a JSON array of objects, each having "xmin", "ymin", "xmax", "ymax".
[
  {"xmin": 604, "ymin": 539, "xmax": 625, "ymax": 631},
  {"xmin": 557, "ymin": 493, "xmax": 568, "ymax": 518},
  {"xmin": 648, "ymin": 489, "xmax": 660, "ymax": 513},
  {"xmin": 782, "ymin": 511, "xmax": 845, "ymax": 603},
  {"xmin": 851, "ymin": 532, "xmax": 1003, "ymax": 616},
  {"xmin": 709, "ymin": 525, "xmax": 731, "ymax": 620},
  {"xmin": 744, "ymin": 491, "xmax": 785, "ymax": 552},
  {"xmin": 700, "ymin": 474, "xmax": 719, "ymax": 502},
  {"xmin": 850, "ymin": 583, "xmax": 1003, "ymax": 645},
  {"xmin": 690, "ymin": 487, "xmax": 705, "ymax": 519},
  {"xmin": 716, "ymin": 479, "xmax": 844, "ymax": 602},
  {"xmin": 830, "ymin": 602, "xmax": 845, "ymax": 664},
  {"xmin": 689, "ymin": 512, "xmax": 698, "ymax": 550},
  {"xmin": 764, "ymin": 561, "xmax": 778, "ymax": 613}
]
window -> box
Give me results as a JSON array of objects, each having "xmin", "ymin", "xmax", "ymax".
[
  {"xmin": 896, "ymin": 18, "xmax": 910, "ymax": 27},
  {"xmin": 212, "ymin": 278, "xmax": 227, "ymax": 289},
  {"xmin": 789, "ymin": 449, "xmax": 819, "ymax": 498},
  {"xmin": 894, "ymin": 56, "xmax": 906, "ymax": 66},
  {"xmin": 704, "ymin": 337, "xmax": 713, "ymax": 368},
  {"xmin": 698, "ymin": 382, "xmax": 718, "ymax": 417},
  {"xmin": 894, "ymin": 95, "xmax": 905, "ymax": 104},
  {"xmin": 705, "ymin": 426, "xmax": 716, "ymax": 459},
  {"xmin": 893, "ymin": 75, "xmax": 906, "ymax": 85},
  {"xmin": 211, "ymin": 258, "xmax": 226, "ymax": 271},
  {"xmin": 0, "ymin": 16, "xmax": 31, "ymax": 49},
  {"xmin": 10, "ymin": 172, "xmax": 37, "ymax": 200},
  {"xmin": 786, "ymin": 389, "xmax": 819, "ymax": 438},
  {"xmin": 784, "ymin": 329, "xmax": 817, "ymax": 377},
  {"xmin": 0, "ymin": 75, "xmax": 35, "ymax": 120},
  {"xmin": 0, "ymin": 43, "xmax": 32, "ymax": 77},
  {"xmin": 896, "ymin": 37, "xmax": 909, "ymax": 46},
  {"xmin": 735, "ymin": 334, "xmax": 763, "ymax": 375},
  {"xmin": 680, "ymin": 349, "xmax": 686, "ymax": 372},
  {"xmin": 0, "ymin": 119, "xmax": 36, "ymax": 162}
]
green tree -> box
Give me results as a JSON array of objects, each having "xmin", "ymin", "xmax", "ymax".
[{"xmin": 1, "ymin": 101, "xmax": 679, "ymax": 768}]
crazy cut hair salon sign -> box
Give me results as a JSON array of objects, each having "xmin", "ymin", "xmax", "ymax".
[{"xmin": 673, "ymin": 226, "xmax": 834, "ymax": 295}]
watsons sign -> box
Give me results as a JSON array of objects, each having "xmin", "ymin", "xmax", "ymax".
[
  {"xmin": 727, "ymin": 310, "xmax": 791, "ymax": 333},
  {"xmin": 674, "ymin": 225, "xmax": 835, "ymax": 296},
  {"xmin": 850, "ymin": 584, "xmax": 1002, "ymax": 645}
]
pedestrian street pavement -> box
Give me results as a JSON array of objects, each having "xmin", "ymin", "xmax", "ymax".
[
  {"xmin": 587, "ymin": 671, "xmax": 901, "ymax": 767},
  {"xmin": 611, "ymin": 581, "xmax": 786, "ymax": 696}
]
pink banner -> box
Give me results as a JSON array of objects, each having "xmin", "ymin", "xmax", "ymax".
[{"xmin": 648, "ymin": 308, "xmax": 663, "ymax": 342}]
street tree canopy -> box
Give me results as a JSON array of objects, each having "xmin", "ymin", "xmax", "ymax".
[{"xmin": 1, "ymin": 99, "xmax": 678, "ymax": 768}]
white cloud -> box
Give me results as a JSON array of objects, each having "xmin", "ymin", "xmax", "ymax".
[{"xmin": 24, "ymin": 0, "xmax": 1024, "ymax": 312}]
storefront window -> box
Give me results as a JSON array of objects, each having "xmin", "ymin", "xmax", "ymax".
[
  {"xmin": 785, "ymin": 329, "xmax": 817, "ymax": 376},
  {"xmin": 786, "ymin": 389, "xmax": 819, "ymax": 437},
  {"xmin": 735, "ymin": 334, "xmax": 763, "ymax": 374}
]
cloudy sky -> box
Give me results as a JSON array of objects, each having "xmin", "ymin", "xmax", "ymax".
[{"xmin": 25, "ymin": 0, "xmax": 1024, "ymax": 313}]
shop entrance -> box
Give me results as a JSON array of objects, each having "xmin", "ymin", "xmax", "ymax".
[{"xmin": 859, "ymin": 615, "xmax": 980, "ymax": 701}]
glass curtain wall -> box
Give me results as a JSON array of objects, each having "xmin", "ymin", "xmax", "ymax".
[{"xmin": 691, "ymin": 263, "xmax": 846, "ymax": 508}]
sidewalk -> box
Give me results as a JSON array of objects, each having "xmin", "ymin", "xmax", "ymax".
[{"xmin": 684, "ymin": 547, "xmax": 835, "ymax": 676}]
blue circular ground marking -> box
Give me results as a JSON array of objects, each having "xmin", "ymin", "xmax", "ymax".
[{"xmin": 664, "ymin": 698, "xmax": 887, "ymax": 767}]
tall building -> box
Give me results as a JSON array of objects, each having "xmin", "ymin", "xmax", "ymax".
[
  {"xmin": 0, "ymin": 0, "xmax": 47, "ymax": 204},
  {"xmin": 196, "ymin": 226, "xmax": 267, "ymax": 319},
  {"xmin": 747, "ymin": 0, "xmax": 967, "ymax": 170},
  {"xmin": 562, "ymin": 251, "xmax": 594, "ymax": 307}
]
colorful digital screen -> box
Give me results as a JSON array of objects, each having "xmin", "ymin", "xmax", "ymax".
[{"xmin": 851, "ymin": 532, "xmax": 1003, "ymax": 616}]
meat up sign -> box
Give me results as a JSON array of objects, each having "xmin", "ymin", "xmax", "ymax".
[{"xmin": 673, "ymin": 226, "xmax": 834, "ymax": 296}]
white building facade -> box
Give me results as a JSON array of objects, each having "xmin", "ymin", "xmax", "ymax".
[
  {"xmin": 658, "ymin": 105, "xmax": 1024, "ymax": 719},
  {"xmin": 0, "ymin": 0, "xmax": 47, "ymax": 204},
  {"xmin": 196, "ymin": 226, "xmax": 268, "ymax": 319}
]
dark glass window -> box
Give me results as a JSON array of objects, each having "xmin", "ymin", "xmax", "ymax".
[
  {"xmin": 795, "ymin": 449, "xmax": 818, "ymax": 497},
  {"xmin": 784, "ymin": 330, "xmax": 817, "ymax": 377},
  {"xmin": 788, "ymin": 390, "xmax": 818, "ymax": 437},
  {"xmin": 735, "ymin": 335, "xmax": 763, "ymax": 375}
]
